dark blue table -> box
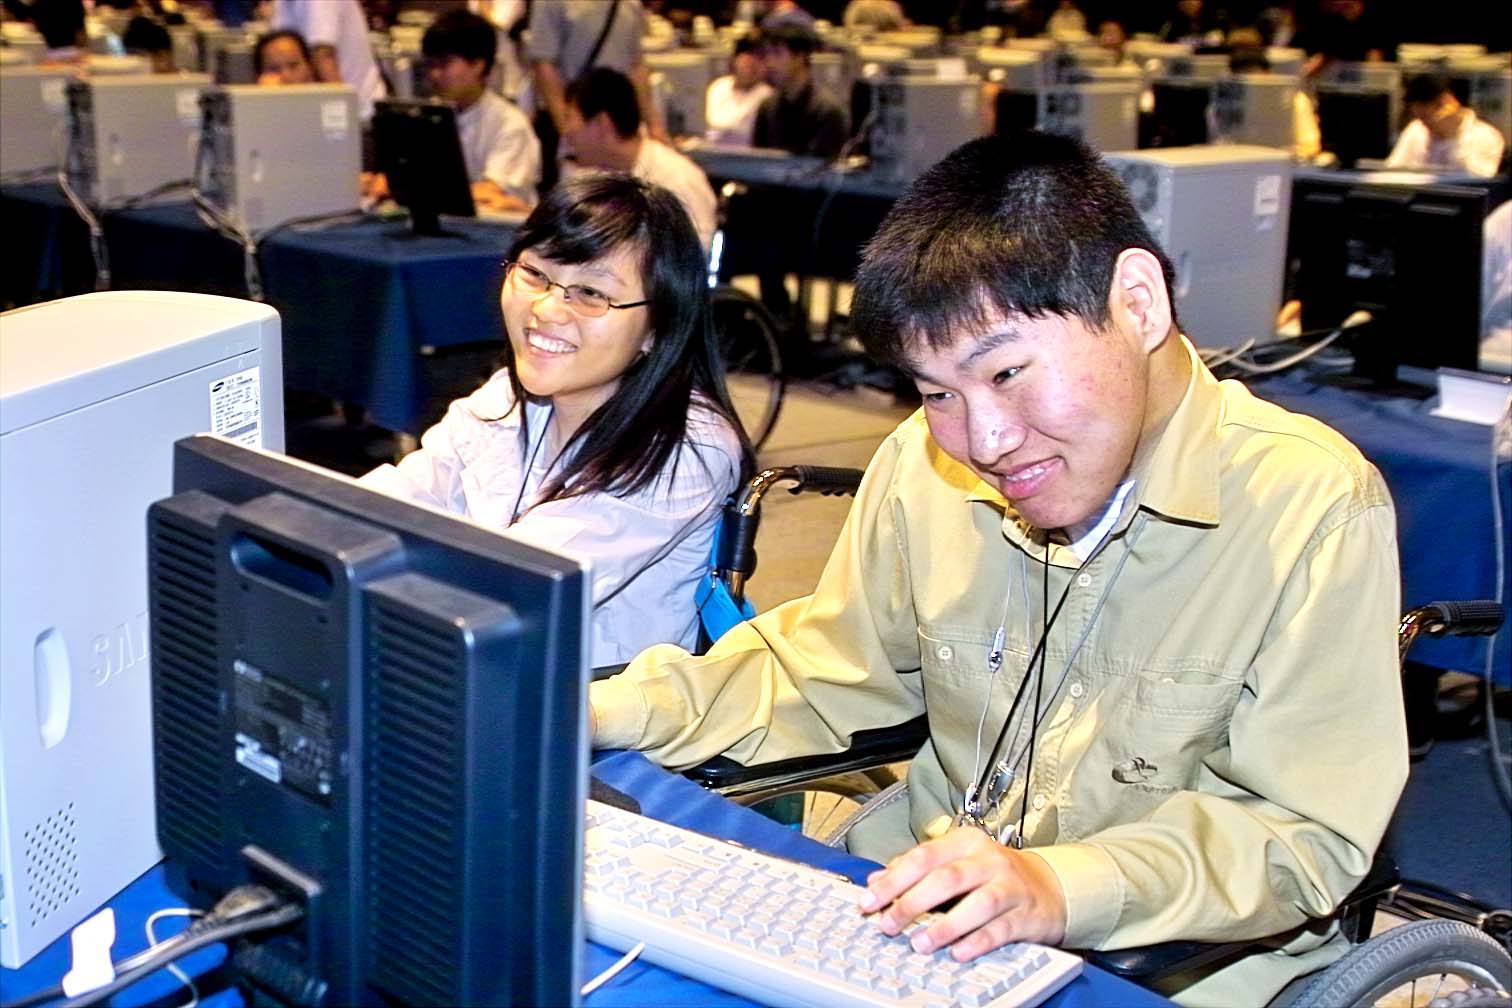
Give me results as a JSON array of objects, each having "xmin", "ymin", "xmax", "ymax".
[
  {"xmin": 1248, "ymin": 369, "xmax": 1511, "ymax": 683},
  {"xmin": 1, "ymin": 184, "xmax": 514, "ymax": 436},
  {"xmin": 1, "ymin": 751, "xmax": 1170, "ymax": 1008}
]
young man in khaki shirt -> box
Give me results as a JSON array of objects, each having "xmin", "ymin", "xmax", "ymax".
[{"xmin": 591, "ymin": 132, "xmax": 1407, "ymax": 1006}]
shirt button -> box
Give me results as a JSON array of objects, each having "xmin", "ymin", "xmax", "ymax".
[
  {"xmin": 937, "ymin": 645, "xmax": 953, "ymax": 661},
  {"xmin": 1076, "ymin": 572, "xmax": 1092, "ymax": 588},
  {"xmin": 1032, "ymin": 793, "xmax": 1047, "ymax": 811},
  {"xmin": 1069, "ymin": 682, "xmax": 1085, "ymax": 699}
]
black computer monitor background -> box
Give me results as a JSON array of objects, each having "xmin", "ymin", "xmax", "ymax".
[
  {"xmin": 371, "ymin": 98, "xmax": 475, "ymax": 237},
  {"xmin": 149, "ymin": 435, "xmax": 587, "ymax": 1007},
  {"xmin": 1288, "ymin": 173, "xmax": 1497, "ymax": 394},
  {"xmin": 1315, "ymin": 88, "xmax": 1395, "ymax": 168},
  {"xmin": 1145, "ymin": 81, "xmax": 1212, "ymax": 148}
]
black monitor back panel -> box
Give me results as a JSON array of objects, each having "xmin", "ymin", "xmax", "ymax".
[{"xmin": 149, "ymin": 435, "xmax": 587, "ymax": 1007}]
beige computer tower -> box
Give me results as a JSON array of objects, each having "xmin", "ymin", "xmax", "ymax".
[{"xmin": 198, "ymin": 83, "xmax": 362, "ymax": 234}]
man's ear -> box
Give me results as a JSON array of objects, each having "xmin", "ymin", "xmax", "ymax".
[{"xmin": 1110, "ymin": 247, "xmax": 1174, "ymax": 353}]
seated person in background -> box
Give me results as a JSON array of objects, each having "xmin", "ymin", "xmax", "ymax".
[
  {"xmin": 1228, "ymin": 45, "xmax": 1321, "ymax": 161},
  {"xmin": 121, "ymin": 15, "xmax": 175, "ymax": 72},
  {"xmin": 751, "ymin": 22, "xmax": 848, "ymax": 159},
  {"xmin": 704, "ymin": 32, "xmax": 774, "ymax": 146},
  {"xmin": 563, "ymin": 66, "xmax": 717, "ymax": 252},
  {"xmin": 1093, "ymin": 17, "xmax": 1129, "ymax": 64},
  {"xmin": 254, "ymin": 28, "xmax": 315, "ymax": 85},
  {"xmin": 1386, "ymin": 73, "xmax": 1507, "ymax": 179},
  {"xmin": 269, "ymin": 0, "xmax": 386, "ymax": 120},
  {"xmin": 362, "ymin": 174, "xmax": 753, "ymax": 667},
  {"xmin": 420, "ymin": 8, "xmax": 540, "ymax": 213},
  {"xmin": 590, "ymin": 132, "xmax": 1407, "ymax": 1006}
]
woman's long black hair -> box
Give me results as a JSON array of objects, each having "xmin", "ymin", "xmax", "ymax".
[{"xmin": 499, "ymin": 173, "xmax": 754, "ymax": 502}]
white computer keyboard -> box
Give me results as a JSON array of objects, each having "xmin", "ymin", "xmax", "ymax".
[{"xmin": 582, "ymin": 800, "xmax": 1083, "ymax": 1008}]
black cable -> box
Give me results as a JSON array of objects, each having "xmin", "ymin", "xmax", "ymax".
[{"xmin": 1015, "ymin": 547, "xmax": 1052, "ymax": 847}]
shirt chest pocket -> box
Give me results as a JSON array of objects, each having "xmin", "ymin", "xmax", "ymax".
[
  {"xmin": 917, "ymin": 625, "xmax": 1002, "ymax": 783},
  {"xmin": 1079, "ymin": 673, "xmax": 1242, "ymax": 804}
]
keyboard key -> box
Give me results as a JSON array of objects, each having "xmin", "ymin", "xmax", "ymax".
[{"xmin": 582, "ymin": 800, "xmax": 1083, "ymax": 1007}]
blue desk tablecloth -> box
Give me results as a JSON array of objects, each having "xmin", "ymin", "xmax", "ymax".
[
  {"xmin": 1, "ymin": 184, "xmax": 514, "ymax": 435},
  {"xmin": 1248, "ymin": 370, "xmax": 1511, "ymax": 682},
  {"xmin": 1, "ymin": 751, "xmax": 1169, "ymax": 1008}
]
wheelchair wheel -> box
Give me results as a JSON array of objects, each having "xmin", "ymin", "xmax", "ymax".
[
  {"xmin": 1291, "ymin": 919, "xmax": 1512, "ymax": 1007},
  {"xmin": 739, "ymin": 766, "xmax": 904, "ymax": 842},
  {"xmin": 711, "ymin": 284, "xmax": 785, "ymax": 450}
]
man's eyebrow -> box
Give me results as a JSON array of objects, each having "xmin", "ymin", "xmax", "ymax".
[{"xmin": 958, "ymin": 325, "xmax": 1022, "ymax": 368}]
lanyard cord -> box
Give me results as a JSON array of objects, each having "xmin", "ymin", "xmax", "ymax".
[
  {"xmin": 1015, "ymin": 548, "xmax": 1052, "ymax": 846},
  {"xmin": 508, "ymin": 402, "xmax": 556, "ymax": 527},
  {"xmin": 962, "ymin": 540, "xmax": 1080, "ymax": 832}
]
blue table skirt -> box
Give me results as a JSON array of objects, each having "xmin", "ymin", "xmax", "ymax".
[
  {"xmin": 1248, "ymin": 370, "xmax": 1511, "ymax": 682},
  {"xmin": 1, "ymin": 751, "xmax": 1170, "ymax": 1008}
]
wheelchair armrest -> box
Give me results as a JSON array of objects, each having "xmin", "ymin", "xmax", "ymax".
[
  {"xmin": 683, "ymin": 715, "xmax": 929, "ymax": 795},
  {"xmin": 1084, "ymin": 939, "xmax": 1251, "ymax": 980},
  {"xmin": 1083, "ymin": 847, "xmax": 1401, "ymax": 981}
]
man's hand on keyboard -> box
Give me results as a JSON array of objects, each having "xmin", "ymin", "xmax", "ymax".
[{"xmin": 858, "ymin": 827, "xmax": 1068, "ymax": 963}]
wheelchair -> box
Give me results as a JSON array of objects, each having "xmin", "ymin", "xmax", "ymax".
[{"xmin": 686, "ymin": 463, "xmax": 1512, "ymax": 1007}]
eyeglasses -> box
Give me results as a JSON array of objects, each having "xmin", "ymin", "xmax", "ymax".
[{"xmin": 506, "ymin": 260, "xmax": 649, "ymax": 318}]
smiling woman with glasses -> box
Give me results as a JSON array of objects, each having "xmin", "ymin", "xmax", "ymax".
[{"xmin": 362, "ymin": 173, "xmax": 754, "ymax": 666}]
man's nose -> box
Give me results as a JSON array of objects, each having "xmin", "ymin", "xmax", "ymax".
[{"xmin": 967, "ymin": 406, "xmax": 1027, "ymax": 468}]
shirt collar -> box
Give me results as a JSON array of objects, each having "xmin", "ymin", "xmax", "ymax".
[{"xmin": 963, "ymin": 336, "xmax": 1223, "ymax": 537}]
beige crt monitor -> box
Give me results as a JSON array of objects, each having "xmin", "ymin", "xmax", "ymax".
[{"xmin": 0, "ymin": 291, "xmax": 284, "ymax": 968}]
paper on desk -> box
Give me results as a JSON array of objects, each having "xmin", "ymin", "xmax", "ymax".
[{"xmin": 60, "ymin": 907, "xmax": 116, "ymax": 997}]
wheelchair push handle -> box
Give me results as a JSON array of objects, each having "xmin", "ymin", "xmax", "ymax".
[
  {"xmin": 1399, "ymin": 599, "xmax": 1506, "ymax": 662},
  {"xmin": 787, "ymin": 465, "xmax": 865, "ymax": 498}
]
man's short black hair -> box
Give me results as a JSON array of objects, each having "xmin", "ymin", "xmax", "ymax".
[
  {"xmin": 1403, "ymin": 73, "xmax": 1452, "ymax": 105},
  {"xmin": 122, "ymin": 15, "xmax": 170, "ymax": 55},
  {"xmin": 566, "ymin": 66, "xmax": 641, "ymax": 139},
  {"xmin": 733, "ymin": 31, "xmax": 761, "ymax": 57},
  {"xmin": 851, "ymin": 131, "xmax": 1179, "ymax": 371},
  {"xmin": 422, "ymin": 8, "xmax": 496, "ymax": 77},
  {"xmin": 759, "ymin": 22, "xmax": 818, "ymax": 57}
]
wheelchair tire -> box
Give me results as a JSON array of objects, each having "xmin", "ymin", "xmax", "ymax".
[
  {"xmin": 1291, "ymin": 919, "xmax": 1512, "ymax": 1008},
  {"xmin": 711, "ymin": 285, "xmax": 785, "ymax": 450}
]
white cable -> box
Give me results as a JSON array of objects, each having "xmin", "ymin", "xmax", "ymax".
[
  {"xmin": 145, "ymin": 908, "xmax": 205, "ymax": 1008},
  {"xmin": 1485, "ymin": 406, "xmax": 1511, "ymax": 810},
  {"xmin": 579, "ymin": 941, "xmax": 645, "ymax": 996},
  {"xmin": 1223, "ymin": 325, "xmax": 1347, "ymax": 375},
  {"xmin": 1201, "ymin": 338, "xmax": 1256, "ymax": 370}
]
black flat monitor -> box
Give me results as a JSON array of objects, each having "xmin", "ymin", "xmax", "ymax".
[
  {"xmin": 1145, "ymin": 80, "xmax": 1211, "ymax": 148},
  {"xmin": 994, "ymin": 88, "xmax": 1039, "ymax": 135},
  {"xmin": 149, "ymin": 435, "xmax": 589, "ymax": 1006},
  {"xmin": 1315, "ymin": 87, "xmax": 1394, "ymax": 169},
  {"xmin": 1289, "ymin": 171, "xmax": 1496, "ymax": 393},
  {"xmin": 372, "ymin": 98, "xmax": 475, "ymax": 237}
]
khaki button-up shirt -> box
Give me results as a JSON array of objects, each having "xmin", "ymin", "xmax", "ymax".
[{"xmin": 594, "ymin": 345, "xmax": 1407, "ymax": 1003}]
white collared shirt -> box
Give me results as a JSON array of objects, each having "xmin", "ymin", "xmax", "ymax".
[
  {"xmin": 1386, "ymin": 108, "xmax": 1506, "ymax": 178},
  {"xmin": 456, "ymin": 90, "xmax": 541, "ymax": 207}
]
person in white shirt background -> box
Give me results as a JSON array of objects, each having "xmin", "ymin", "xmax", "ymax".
[
  {"xmin": 361, "ymin": 173, "xmax": 753, "ymax": 667},
  {"xmin": 1386, "ymin": 72, "xmax": 1507, "ymax": 178},
  {"xmin": 563, "ymin": 66, "xmax": 719, "ymax": 253},
  {"xmin": 704, "ymin": 32, "xmax": 774, "ymax": 146},
  {"xmin": 269, "ymin": 0, "xmax": 386, "ymax": 121},
  {"xmin": 419, "ymin": 8, "xmax": 540, "ymax": 213}
]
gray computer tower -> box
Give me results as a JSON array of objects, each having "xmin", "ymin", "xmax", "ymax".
[
  {"xmin": 871, "ymin": 76, "xmax": 981, "ymax": 183},
  {"xmin": 1038, "ymin": 81, "xmax": 1140, "ymax": 151},
  {"xmin": 1448, "ymin": 55, "xmax": 1512, "ymax": 141},
  {"xmin": 0, "ymin": 65, "xmax": 73, "ymax": 177},
  {"xmin": 1104, "ymin": 146, "xmax": 1293, "ymax": 349},
  {"xmin": 976, "ymin": 46, "xmax": 1043, "ymax": 89},
  {"xmin": 1164, "ymin": 52, "xmax": 1231, "ymax": 82},
  {"xmin": 1212, "ymin": 73, "xmax": 1298, "ymax": 150},
  {"xmin": 197, "ymin": 83, "xmax": 361, "ymax": 234},
  {"xmin": 0, "ymin": 290, "xmax": 283, "ymax": 968},
  {"xmin": 646, "ymin": 49, "xmax": 712, "ymax": 138},
  {"xmin": 65, "ymin": 73, "xmax": 209, "ymax": 206}
]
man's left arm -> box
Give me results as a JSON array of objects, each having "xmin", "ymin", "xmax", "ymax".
[{"xmin": 478, "ymin": 104, "xmax": 542, "ymax": 209}]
